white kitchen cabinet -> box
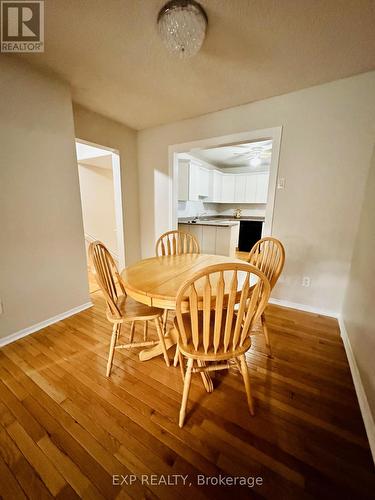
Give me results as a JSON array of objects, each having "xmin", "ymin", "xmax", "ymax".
[
  {"xmin": 199, "ymin": 167, "xmax": 210, "ymax": 197},
  {"xmin": 221, "ymin": 174, "xmax": 235, "ymax": 202},
  {"xmin": 177, "ymin": 159, "xmax": 209, "ymax": 201},
  {"xmin": 183, "ymin": 223, "xmax": 202, "ymax": 244},
  {"xmin": 255, "ymin": 172, "xmax": 269, "ymax": 203},
  {"xmin": 234, "ymin": 174, "xmax": 247, "ymax": 203},
  {"xmin": 201, "ymin": 225, "xmax": 216, "ymax": 253},
  {"xmin": 178, "ymin": 161, "xmax": 189, "ymax": 201},
  {"xmin": 178, "ymin": 222, "xmax": 240, "ymax": 257},
  {"xmin": 245, "ymin": 174, "xmax": 257, "ymax": 202},
  {"xmin": 211, "ymin": 170, "xmax": 223, "ymax": 202}
]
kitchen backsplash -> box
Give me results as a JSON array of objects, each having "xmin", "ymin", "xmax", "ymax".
[{"xmin": 177, "ymin": 201, "xmax": 266, "ymax": 218}]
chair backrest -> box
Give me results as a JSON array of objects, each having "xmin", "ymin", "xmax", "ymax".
[
  {"xmin": 175, "ymin": 263, "xmax": 270, "ymax": 355},
  {"xmin": 248, "ymin": 237, "xmax": 285, "ymax": 290},
  {"xmin": 88, "ymin": 241, "xmax": 125, "ymax": 319},
  {"xmin": 155, "ymin": 230, "xmax": 200, "ymax": 256}
]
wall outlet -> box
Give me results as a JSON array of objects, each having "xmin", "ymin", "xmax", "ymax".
[
  {"xmin": 302, "ymin": 276, "xmax": 311, "ymax": 287},
  {"xmin": 277, "ymin": 177, "xmax": 286, "ymax": 189}
]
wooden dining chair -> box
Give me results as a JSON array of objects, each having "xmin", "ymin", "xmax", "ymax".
[
  {"xmin": 155, "ymin": 230, "xmax": 200, "ymax": 334},
  {"xmin": 174, "ymin": 263, "xmax": 271, "ymax": 427},
  {"xmin": 89, "ymin": 241, "xmax": 170, "ymax": 377},
  {"xmin": 247, "ymin": 237, "xmax": 285, "ymax": 357},
  {"xmin": 155, "ymin": 230, "xmax": 200, "ymax": 256}
]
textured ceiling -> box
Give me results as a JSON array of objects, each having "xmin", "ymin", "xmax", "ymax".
[
  {"xmin": 16, "ymin": 0, "xmax": 375, "ymax": 130},
  {"xmin": 192, "ymin": 140, "xmax": 272, "ymax": 168}
]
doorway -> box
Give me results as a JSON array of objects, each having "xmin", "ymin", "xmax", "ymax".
[
  {"xmin": 76, "ymin": 139, "xmax": 125, "ymax": 291},
  {"xmin": 168, "ymin": 127, "xmax": 282, "ymax": 257}
]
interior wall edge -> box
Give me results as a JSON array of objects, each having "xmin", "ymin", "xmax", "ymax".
[{"xmin": 338, "ymin": 315, "xmax": 375, "ymax": 465}]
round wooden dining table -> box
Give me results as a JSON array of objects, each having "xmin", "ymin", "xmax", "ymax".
[{"xmin": 120, "ymin": 253, "xmax": 245, "ymax": 362}]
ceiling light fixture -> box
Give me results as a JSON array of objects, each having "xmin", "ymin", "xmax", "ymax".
[
  {"xmin": 157, "ymin": 0, "xmax": 208, "ymax": 58},
  {"xmin": 250, "ymin": 157, "xmax": 262, "ymax": 167}
]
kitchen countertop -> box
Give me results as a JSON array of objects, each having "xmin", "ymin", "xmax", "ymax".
[
  {"xmin": 178, "ymin": 215, "xmax": 265, "ymax": 227},
  {"xmin": 178, "ymin": 219, "xmax": 240, "ymax": 227}
]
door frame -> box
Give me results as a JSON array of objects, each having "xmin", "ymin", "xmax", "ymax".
[
  {"xmin": 75, "ymin": 138, "xmax": 126, "ymax": 270},
  {"xmin": 168, "ymin": 126, "xmax": 282, "ymax": 237}
]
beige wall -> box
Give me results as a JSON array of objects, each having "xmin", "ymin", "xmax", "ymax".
[
  {"xmin": 73, "ymin": 105, "xmax": 140, "ymax": 265},
  {"xmin": 342, "ymin": 145, "xmax": 375, "ymax": 421},
  {"xmin": 0, "ymin": 57, "xmax": 89, "ymax": 339},
  {"xmin": 78, "ymin": 162, "xmax": 117, "ymax": 257},
  {"xmin": 137, "ymin": 71, "xmax": 375, "ymax": 313}
]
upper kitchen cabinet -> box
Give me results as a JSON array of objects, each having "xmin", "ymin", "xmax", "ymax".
[
  {"xmin": 178, "ymin": 159, "xmax": 210, "ymax": 201},
  {"xmin": 178, "ymin": 157, "xmax": 270, "ymax": 204},
  {"xmin": 221, "ymin": 173, "xmax": 235, "ymax": 202},
  {"xmin": 208, "ymin": 170, "xmax": 223, "ymax": 202},
  {"xmin": 254, "ymin": 172, "xmax": 269, "ymax": 203}
]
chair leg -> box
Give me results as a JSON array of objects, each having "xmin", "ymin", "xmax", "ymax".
[
  {"xmin": 129, "ymin": 321, "xmax": 135, "ymax": 343},
  {"xmin": 239, "ymin": 354, "xmax": 255, "ymax": 416},
  {"xmin": 197, "ymin": 360, "xmax": 213, "ymax": 393},
  {"xmin": 261, "ymin": 313, "xmax": 272, "ymax": 358},
  {"xmin": 143, "ymin": 321, "xmax": 148, "ymax": 341},
  {"xmin": 162, "ymin": 309, "xmax": 169, "ymax": 334},
  {"xmin": 178, "ymin": 351, "xmax": 185, "ymax": 381},
  {"xmin": 179, "ymin": 358, "xmax": 193, "ymax": 427},
  {"xmin": 154, "ymin": 318, "xmax": 170, "ymax": 367},
  {"xmin": 106, "ymin": 324, "xmax": 119, "ymax": 377},
  {"xmin": 174, "ymin": 345, "xmax": 180, "ymax": 367}
]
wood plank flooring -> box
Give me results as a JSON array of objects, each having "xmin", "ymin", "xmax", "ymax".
[{"xmin": 0, "ymin": 286, "xmax": 374, "ymax": 498}]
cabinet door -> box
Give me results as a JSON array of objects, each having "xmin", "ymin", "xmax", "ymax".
[
  {"xmin": 188, "ymin": 162, "xmax": 200, "ymax": 201},
  {"xmin": 179, "ymin": 224, "xmax": 202, "ymax": 248},
  {"xmin": 245, "ymin": 174, "xmax": 256, "ymax": 202},
  {"xmin": 201, "ymin": 226, "xmax": 216, "ymax": 254},
  {"xmin": 255, "ymin": 173, "xmax": 269, "ymax": 203},
  {"xmin": 199, "ymin": 167, "xmax": 209, "ymax": 197},
  {"xmin": 213, "ymin": 170, "xmax": 223, "ymax": 202},
  {"xmin": 234, "ymin": 174, "xmax": 246, "ymax": 203},
  {"xmin": 177, "ymin": 161, "xmax": 189, "ymax": 201},
  {"xmin": 215, "ymin": 226, "xmax": 230, "ymax": 256},
  {"xmin": 221, "ymin": 174, "xmax": 235, "ymax": 202}
]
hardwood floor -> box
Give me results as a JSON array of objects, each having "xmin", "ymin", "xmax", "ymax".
[{"xmin": 0, "ymin": 287, "xmax": 374, "ymax": 499}]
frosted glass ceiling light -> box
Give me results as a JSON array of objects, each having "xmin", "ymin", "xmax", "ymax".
[
  {"xmin": 250, "ymin": 156, "xmax": 262, "ymax": 167},
  {"xmin": 157, "ymin": 0, "xmax": 208, "ymax": 58}
]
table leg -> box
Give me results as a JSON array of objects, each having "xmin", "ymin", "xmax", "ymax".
[{"xmin": 139, "ymin": 326, "xmax": 178, "ymax": 362}]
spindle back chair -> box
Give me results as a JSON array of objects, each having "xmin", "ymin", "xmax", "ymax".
[
  {"xmin": 174, "ymin": 262, "xmax": 270, "ymax": 426},
  {"xmin": 155, "ymin": 230, "xmax": 200, "ymax": 257},
  {"xmin": 247, "ymin": 237, "xmax": 285, "ymax": 356},
  {"xmin": 89, "ymin": 241, "xmax": 170, "ymax": 376}
]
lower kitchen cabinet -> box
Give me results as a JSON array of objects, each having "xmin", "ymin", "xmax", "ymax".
[{"xmin": 178, "ymin": 222, "xmax": 239, "ymax": 257}]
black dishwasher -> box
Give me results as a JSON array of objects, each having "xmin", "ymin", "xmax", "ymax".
[{"xmin": 238, "ymin": 221, "xmax": 263, "ymax": 252}]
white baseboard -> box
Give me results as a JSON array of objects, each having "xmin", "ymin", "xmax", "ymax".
[
  {"xmin": 338, "ymin": 316, "xmax": 375, "ymax": 464},
  {"xmin": 269, "ymin": 297, "xmax": 338, "ymax": 318},
  {"xmin": 0, "ymin": 302, "xmax": 93, "ymax": 348}
]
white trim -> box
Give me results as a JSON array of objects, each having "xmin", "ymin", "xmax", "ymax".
[
  {"xmin": 268, "ymin": 297, "xmax": 338, "ymax": 318},
  {"xmin": 338, "ymin": 316, "xmax": 375, "ymax": 465},
  {"xmin": 268, "ymin": 297, "xmax": 375, "ymax": 464},
  {"xmin": 76, "ymin": 138, "xmax": 126, "ymax": 269},
  {"xmin": 168, "ymin": 126, "xmax": 283, "ymax": 237},
  {"xmin": 0, "ymin": 302, "xmax": 93, "ymax": 348},
  {"xmin": 84, "ymin": 232, "xmax": 119, "ymax": 263}
]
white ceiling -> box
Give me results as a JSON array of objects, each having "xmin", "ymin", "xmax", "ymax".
[
  {"xmin": 18, "ymin": 0, "xmax": 375, "ymax": 130},
  {"xmin": 191, "ymin": 140, "xmax": 272, "ymax": 169},
  {"xmin": 76, "ymin": 142, "xmax": 112, "ymax": 169}
]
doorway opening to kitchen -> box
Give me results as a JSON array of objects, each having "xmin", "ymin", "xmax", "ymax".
[
  {"xmin": 75, "ymin": 139, "xmax": 125, "ymax": 292},
  {"xmin": 168, "ymin": 127, "xmax": 282, "ymax": 259}
]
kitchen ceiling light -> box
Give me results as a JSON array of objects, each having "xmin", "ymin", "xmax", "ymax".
[
  {"xmin": 250, "ymin": 157, "xmax": 262, "ymax": 167},
  {"xmin": 157, "ymin": 0, "xmax": 208, "ymax": 58}
]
